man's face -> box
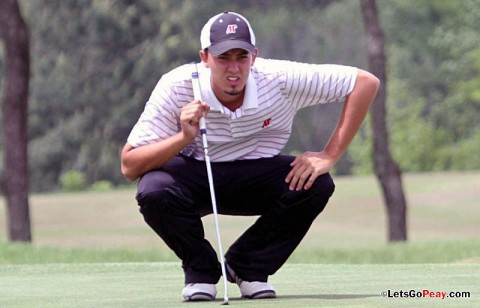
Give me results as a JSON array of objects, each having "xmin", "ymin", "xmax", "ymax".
[{"xmin": 200, "ymin": 48, "xmax": 257, "ymax": 105}]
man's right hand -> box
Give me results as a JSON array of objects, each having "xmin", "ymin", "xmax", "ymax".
[
  {"xmin": 121, "ymin": 100, "xmax": 210, "ymax": 181},
  {"xmin": 180, "ymin": 100, "xmax": 211, "ymax": 141}
]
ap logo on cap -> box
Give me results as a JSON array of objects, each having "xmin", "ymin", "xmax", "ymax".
[{"xmin": 226, "ymin": 24, "xmax": 238, "ymax": 34}]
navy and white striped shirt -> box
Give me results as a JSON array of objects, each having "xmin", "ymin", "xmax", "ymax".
[{"xmin": 127, "ymin": 58, "xmax": 357, "ymax": 161}]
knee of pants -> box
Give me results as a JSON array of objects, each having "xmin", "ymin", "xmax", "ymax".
[
  {"xmin": 280, "ymin": 173, "xmax": 335, "ymax": 210},
  {"xmin": 135, "ymin": 169, "xmax": 195, "ymax": 217},
  {"xmin": 308, "ymin": 172, "xmax": 335, "ymax": 199},
  {"xmin": 136, "ymin": 169, "xmax": 176, "ymax": 203}
]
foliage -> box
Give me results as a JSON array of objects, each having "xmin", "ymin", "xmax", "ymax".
[
  {"xmin": 59, "ymin": 170, "xmax": 86, "ymax": 192},
  {"xmin": 89, "ymin": 180, "xmax": 113, "ymax": 192},
  {"xmin": 0, "ymin": 0, "xmax": 478, "ymax": 191},
  {"xmin": 376, "ymin": 0, "xmax": 480, "ymax": 171},
  {"xmin": 350, "ymin": 0, "xmax": 480, "ymax": 173}
]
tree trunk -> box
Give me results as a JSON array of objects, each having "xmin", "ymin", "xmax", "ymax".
[
  {"xmin": 360, "ymin": 0, "xmax": 407, "ymax": 241},
  {"xmin": 0, "ymin": 0, "xmax": 32, "ymax": 242}
]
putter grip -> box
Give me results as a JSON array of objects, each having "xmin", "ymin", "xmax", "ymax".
[
  {"xmin": 191, "ymin": 70, "xmax": 202, "ymax": 101},
  {"xmin": 200, "ymin": 117, "xmax": 207, "ymax": 132},
  {"xmin": 192, "ymin": 64, "xmax": 207, "ymax": 135}
]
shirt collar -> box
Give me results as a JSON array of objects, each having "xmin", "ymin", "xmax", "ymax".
[
  {"xmin": 243, "ymin": 70, "xmax": 258, "ymax": 110},
  {"xmin": 199, "ymin": 66, "xmax": 258, "ymax": 113}
]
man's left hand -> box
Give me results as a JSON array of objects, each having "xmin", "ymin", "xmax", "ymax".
[{"xmin": 285, "ymin": 151, "xmax": 336, "ymax": 191}]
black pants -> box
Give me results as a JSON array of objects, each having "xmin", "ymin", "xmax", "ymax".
[{"xmin": 136, "ymin": 155, "xmax": 335, "ymax": 284}]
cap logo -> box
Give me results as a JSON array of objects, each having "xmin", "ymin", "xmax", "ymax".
[{"xmin": 226, "ymin": 24, "xmax": 238, "ymax": 34}]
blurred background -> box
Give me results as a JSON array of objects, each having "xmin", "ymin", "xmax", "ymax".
[
  {"xmin": 1, "ymin": 0, "xmax": 478, "ymax": 192},
  {"xmin": 0, "ymin": 0, "xmax": 479, "ymax": 251}
]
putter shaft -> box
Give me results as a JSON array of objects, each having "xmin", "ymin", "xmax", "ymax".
[{"xmin": 192, "ymin": 64, "xmax": 229, "ymax": 304}]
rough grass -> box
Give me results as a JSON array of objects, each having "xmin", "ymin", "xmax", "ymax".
[
  {"xmin": 1, "ymin": 172, "xmax": 480, "ymax": 263},
  {"xmin": 1, "ymin": 239, "xmax": 480, "ymax": 265}
]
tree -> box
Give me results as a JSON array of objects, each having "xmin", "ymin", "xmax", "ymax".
[
  {"xmin": 378, "ymin": 0, "xmax": 480, "ymax": 172},
  {"xmin": 12, "ymin": 0, "xmax": 480, "ymax": 192},
  {"xmin": 0, "ymin": 0, "xmax": 32, "ymax": 242},
  {"xmin": 22, "ymin": 0, "xmax": 205, "ymax": 191},
  {"xmin": 360, "ymin": 0, "xmax": 407, "ymax": 241}
]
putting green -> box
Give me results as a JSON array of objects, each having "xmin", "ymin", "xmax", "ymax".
[{"xmin": 1, "ymin": 263, "xmax": 478, "ymax": 307}]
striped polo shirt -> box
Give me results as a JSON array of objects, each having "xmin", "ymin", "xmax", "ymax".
[{"xmin": 127, "ymin": 58, "xmax": 357, "ymax": 162}]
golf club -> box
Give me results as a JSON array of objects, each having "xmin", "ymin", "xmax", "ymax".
[{"xmin": 191, "ymin": 63, "xmax": 229, "ymax": 305}]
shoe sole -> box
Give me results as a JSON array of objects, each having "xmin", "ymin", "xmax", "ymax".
[
  {"xmin": 242, "ymin": 290, "xmax": 277, "ymax": 299},
  {"xmin": 183, "ymin": 292, "xmax": 216, "ymax": 301}
]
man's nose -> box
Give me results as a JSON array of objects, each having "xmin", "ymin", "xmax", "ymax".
[{"xmin": 227, "ymin": 60, "xmax": 240, "ymax": 72}]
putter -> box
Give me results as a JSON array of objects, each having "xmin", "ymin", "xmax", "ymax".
[{"xmin": 191, "ymin": 63, "xmax": 229, "ymax": 305}]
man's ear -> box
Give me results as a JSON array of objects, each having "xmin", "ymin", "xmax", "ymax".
[
  {"xmin": 251, "ymin": 48, "xmax": 259, "ymax": 66},
  {"xmin": 199, "ymin": 50, "xmax": 209, "ymax": 68}
]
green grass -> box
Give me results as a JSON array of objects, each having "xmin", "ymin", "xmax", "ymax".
[
  {"xmin": 1, "ymin": 239, "xmax": 480, "ymax": 265},
  {"xmin": 0, "ymin": 172, "xmax": 479, "ymax": 306},
  {"xmin": 0, "ymin": 242, "xmax": 176, "ymax": 264},
  {"xmin": 1, "ymin": 263, "xmax": 478, "ymax": 307},
  {"xmin": 2, "ymin": 171, "xmax": 478, "ymax": 264},
  {"xmin": 1, "ymin": 171, "xmax": 479, "ymax": 252}
]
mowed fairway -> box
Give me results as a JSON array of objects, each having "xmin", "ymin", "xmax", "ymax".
[
  {"xmin": 0, "ymin": 263, "xmax": 478, "ymax": 307},
  {"xmin": 1, "ymin": 172, "xmax": 479, "ymax": 307}
]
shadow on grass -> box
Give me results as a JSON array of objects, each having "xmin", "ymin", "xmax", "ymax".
[
  {"xmin": 280, "ymin": 293, "xmax": 378, "ymax": 300},
  {"xmin": 225, "ymin": 293, "xmax": 378, "ymax": 302}
]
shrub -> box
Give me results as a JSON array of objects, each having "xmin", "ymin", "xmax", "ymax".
[
  {"xmin": 60, "ymin": 170, "xmax": 86, "ymax": 192},
  {"xmin": 89, "ymin": 180, "xmax": 114, "ymax": 192}
]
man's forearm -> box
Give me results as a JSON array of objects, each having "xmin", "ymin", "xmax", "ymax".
[{"xmin": 121, "ymin": 132, "xmax": 193, "ymax": 181}]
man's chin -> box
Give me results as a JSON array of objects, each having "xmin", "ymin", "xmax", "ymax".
[{"xmin": 224, "ymin": 90, "xmax": 241, "ymax": 96}]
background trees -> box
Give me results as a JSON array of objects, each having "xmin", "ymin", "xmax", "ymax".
[
  {"xmin": 0, "ymin": 0, "xmax": 478, "ymax": 192},
  {"xmin": 351, "ymin": 0, "xmax": 480, "ymax": 173}
]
